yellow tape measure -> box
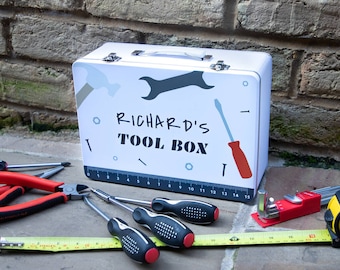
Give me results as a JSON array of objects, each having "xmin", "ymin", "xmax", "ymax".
[
  {"xmin": 0, "ymin": 229, "xmax": 332, "ymax": 252},
  {"xmin": 2, "ymin": 191, "xmax": 339, "ymax": 252},
  {"xmin": 324, "ymin": 190, "xmax": 340, "ymax": 247}
]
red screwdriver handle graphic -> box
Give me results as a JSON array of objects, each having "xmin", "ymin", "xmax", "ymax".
[
  {"xmin": 214, "ymin": 99, "xmax": 252, "ymax": 179},
  {"xmin": 228, "ymin": 141, "xmax": 252, "ymax": 179}
]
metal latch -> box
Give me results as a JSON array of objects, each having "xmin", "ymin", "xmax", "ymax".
[
  {"xmin": 210, "ymin": 60, "xmax": 230, "ymax": 71},
  {"xmin": 103, "ymin": 53, "xmax": 121, "ymax": 62}
]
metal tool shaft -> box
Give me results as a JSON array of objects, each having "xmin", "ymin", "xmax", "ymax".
[
  {"xmin": 7, "ymin": 162, "xmax": 71, "ymax": 169},
  {"xmin": 114, "ymin": 196, "xmax": 150, "ymax": 207},
  {"xmin": 35, "ymin": 166, "xmax": 65, "ymax": 179},
  {"xmin": 312, "ymin": 186, "xmax": 340, "ymax": 206},
  {"xmin": 90, "ymin": 188, "xmax": 134, "ymax": 213},
  {"xmin": 83, "ymin": 196, "xmax": 110, "ymax": 221}
]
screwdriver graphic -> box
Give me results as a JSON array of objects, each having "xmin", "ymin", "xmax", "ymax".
[
  {"xmin": 214, "ymin": 99, "xmax": 252, "ymax": 179},
  {"xmin": 83, "ymin": 196, "xmax": 159, "ymax": 264},
  {"xmin": 112, "ymin": 196, "xmax": 219, "ymax": 225},
  {"xmin": 91, "ymin": 188, "xmax": 195, "ymax": 248}
]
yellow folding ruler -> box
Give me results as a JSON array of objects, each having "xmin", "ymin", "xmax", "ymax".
[{"xmin": 0, "ymin": 229, "xmax": 332, "ymax": 252}]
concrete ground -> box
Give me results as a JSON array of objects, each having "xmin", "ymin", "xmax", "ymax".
[{"xmin": 0, "ymin": 129, "xmax": 339, "ymax": 270}]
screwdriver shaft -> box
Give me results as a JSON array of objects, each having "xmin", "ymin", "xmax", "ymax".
[
  {"xmin": 35, "ymin": 166, "xmax": 65, "ymax": 179},
  {"xmin": 91, "ymin": 188, "xmax": 134, "ymax": 213},
  {"xmin": 83, "ymin": 196, "xmax": 110, "ymax": 221},
  {"xmin": 114, "ymin": 196, "xmax": 150, "ymax": 207},
  {"xmin": 7, "ymin": 162, "xmax": 71, "ymax": 169}
]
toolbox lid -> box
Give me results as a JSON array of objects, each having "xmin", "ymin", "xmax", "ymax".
[{"xmin": 77, "ymin": 42, "xmax": 271, "ymax": 73}]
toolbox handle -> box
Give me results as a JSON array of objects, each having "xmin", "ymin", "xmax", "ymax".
[{"xmin": 131, "ymin": 49, "xmax": 212, "ymax": 61}]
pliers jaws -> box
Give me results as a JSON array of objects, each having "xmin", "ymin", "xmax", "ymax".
[
  {"xmin": 58, "ymin": 184, "xmax": 89, "ymax": 200},
  {"xmin": 0, "ymin": 171, "xmax": 89, "ymax": 223}
]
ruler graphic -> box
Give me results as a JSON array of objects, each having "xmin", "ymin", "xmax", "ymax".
[
  {"xmin": 84, "ymin": 166, "xmax": 254, "ymax": 202},
  {"xmin": 1, "ymin": 230, "xmax": 332, "ymax": 252}
]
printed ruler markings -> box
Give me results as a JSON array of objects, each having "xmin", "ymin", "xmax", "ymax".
[
  {"xmin": 1, "ymin": 230, "xmax": 332, "ymax": 252},
  {"xmin": 85, "ymin": 166, "xmax": 253, "ymax": 202}
]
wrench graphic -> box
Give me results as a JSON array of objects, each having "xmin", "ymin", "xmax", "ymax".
[{"xmin": 140, "ymin": 71, "xmax": 214, "ymax": 100}]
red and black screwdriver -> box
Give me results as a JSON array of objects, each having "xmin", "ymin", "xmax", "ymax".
[
  {"xmin": 91, "ymin": 188, "xmax": 195, "ymax": 248},
  {"xmin": 83, "ymin": 196, "xmax": 159, "ymax": 264},
  {"xmin": 113, "ymin": 196, "xmax": 219, "ymax": 225}
]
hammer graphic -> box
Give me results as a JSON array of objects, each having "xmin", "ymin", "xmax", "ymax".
[
  {"xmin": 140, "ymin": 71, "xmax": 214, "ymax": 100},
  {"xmin": 74, "ymin": 63, "xmax": 120, "ymax": 108}
]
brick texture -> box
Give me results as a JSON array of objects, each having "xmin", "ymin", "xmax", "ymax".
[
  {"xmin": 237, "ymin": 0, "xmax": 340, "ymax": 39},
  {"xmin": 11, "ymin": 15, "xmax": 141, "ymax": 63},
  {"xmin": 1, "ymin": 0, "xmax": 83, "ymax": 10},
  {"xmin": 300, "ymin": 52, "xmax": 340, "ymax": 99},
  {"xmin": 0, "ymin": 61, "xmax": 75, "ymax": 111},
  {"xmin": 0, "ymin": 0, "xmax": 339, "ymax": 158},
  {"xmin": 86, "ymin": 0, "xmax": 225, "ymax": 28},
  {"xmin": 0, "ymin": 23, "xmax": 5, "ymax": 54}
]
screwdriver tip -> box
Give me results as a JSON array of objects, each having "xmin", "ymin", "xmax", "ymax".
[{"xmin": 61, "ymin": 162, "xmax": 71, "ymax": 167}]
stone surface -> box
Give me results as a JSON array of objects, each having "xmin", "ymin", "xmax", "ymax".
[
  {"xmin": 8, "ymin": 0, "xmax": 83, "ymax": 10},
  {"xmin": 86, "ymin": 0, "xmax": 225, "ymax": 28},
  {"xmin": 11, "ymin": 15, "xmax": 141, "ymax": 63},
  {"xmin": 0, "ymin": 60, "xmax": 75, "ymax": 112},
  {"xmin": 0, "ymin": 23, "xmax": 5, "ymax": 54},
  {"xmin": 300, "ymin": 52, "xmax": 340, "ymax": 99},
  {"xmin": 237, "ymin": 0, "xmax": 340, "ymax": 39},
  {"xmin": 270, "ymin": 102, "xmax": 340, "ymax": 150}
]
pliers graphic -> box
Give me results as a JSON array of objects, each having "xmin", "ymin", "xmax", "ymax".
[{"xmin": 0, "ymin": 171, "xmax": 88, "ymax": 223}]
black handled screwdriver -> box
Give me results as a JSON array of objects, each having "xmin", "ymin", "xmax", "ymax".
[
  {"xmin": 114, "ymin": 196, "xmax": 219, "ymax": 225},
  {"xmin": 91, "ymin": 188, "xmax": 195, "ymax": 248},
  {"xmin": 83, "ymin": 196, "xmax": 159, "ymax": 264}
]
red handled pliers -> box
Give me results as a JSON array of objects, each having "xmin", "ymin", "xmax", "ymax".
[{"xmin": 0, "ymin": 171, "xmax": 88, "ymax": 223}]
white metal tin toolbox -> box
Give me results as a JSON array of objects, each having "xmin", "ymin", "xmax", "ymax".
[{"xmin": 72, "ymin": 42, "xmax": 272, "ymax": 202}]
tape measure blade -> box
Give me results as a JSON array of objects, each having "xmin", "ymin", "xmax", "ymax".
[
  {"xmin": 1, "ymin": 230, "xmax": 332, "ymax": 252},
  {"xmin": 2, "ymin": 237, "xmax": 122, "ymax": 252},
  {"xmin": 192, "ymin": 230, "xmax": 332, "ymax": 247}
]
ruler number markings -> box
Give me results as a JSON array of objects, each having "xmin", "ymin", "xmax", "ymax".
[{"xmin": 85, "ymin": 166, "xmax": 254, "ymax": 202}]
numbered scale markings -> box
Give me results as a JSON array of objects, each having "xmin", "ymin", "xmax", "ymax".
[
  {"xmin": 1, "ymin": 230, "xmax": 332, "ymax": 252},
  {"xmin": 84, "ymin": 166, "xmax": 253, "ymax": 202}
]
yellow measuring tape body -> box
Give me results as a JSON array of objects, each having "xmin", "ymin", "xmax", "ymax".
[
  {"xmin": 324, "ymin": 190, "xmax": 340, "ymax": 247},
  {"xmin": 0, "ymin": 229, "xmax": 332, "ymax": 252}
]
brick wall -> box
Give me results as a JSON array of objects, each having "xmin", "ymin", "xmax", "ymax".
[{"xmin": 0, "ymin": 0, "xmax": 339, "ymax": 159}]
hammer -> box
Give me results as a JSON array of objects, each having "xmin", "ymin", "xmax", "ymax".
[{"xmin": 74, "ymin": 63, "xmax": 120, "ymax": 108}]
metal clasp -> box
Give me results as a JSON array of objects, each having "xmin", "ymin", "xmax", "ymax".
[
  {"xmin": 103, "ymin": 53, "xmax": 121, "ymax": 62},
  {"xmin": 210, "ymin": 60, "xmax": 230, "ymax": 71}
]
